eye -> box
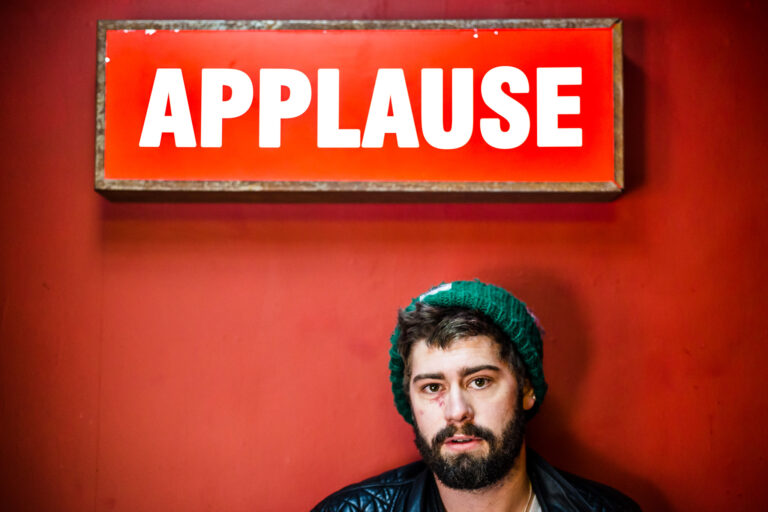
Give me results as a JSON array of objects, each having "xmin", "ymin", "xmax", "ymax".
[
  {"xmin": 422, "ymin": 383, "xmax": 442, "ymax": 394},
  {"xmin": 469, "ymin": 377, "xmax": 491, "ymax": 389}
]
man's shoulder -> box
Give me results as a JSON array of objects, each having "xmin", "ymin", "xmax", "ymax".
[
  {"xmin": 311, "ymin": 452, "xmax": 641, "ymax": 512},
  {"xmin": 311, "ymin": 461, "xmax": 429, "ymax": 512},
  {"xmin": 529, "ymin": 451, "xmax": 641, "ymax": 512},
  {"xmin": 555, "ymin": 470, "xmax": 641, "ymax": 511}
]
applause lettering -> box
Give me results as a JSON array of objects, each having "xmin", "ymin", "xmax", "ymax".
[{"xmin": 139, "ymin": 67, "xmax": 583, "ymax": 150}]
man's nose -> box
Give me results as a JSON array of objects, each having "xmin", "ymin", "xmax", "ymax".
[{"xmin": 444, "ymin": 386, "xmax": 473, "ymax": 424}]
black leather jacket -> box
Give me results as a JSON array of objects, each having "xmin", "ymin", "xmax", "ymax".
[{"xmin": 311, "ymin": 450, "xmax": 640, "ymax": 512}]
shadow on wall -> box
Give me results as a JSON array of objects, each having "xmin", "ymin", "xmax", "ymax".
[
  {"xmin": 99, "ymin": 199, "xmax": 620, "ymax": 225},
  {"xmin": 488, "ymin": 267, "xmax": 670, "ymax": 512}
]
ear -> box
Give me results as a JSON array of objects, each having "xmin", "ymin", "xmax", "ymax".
[{"xmin": 522, "ymin": 380, "xmax": 536, "ymax": 411}]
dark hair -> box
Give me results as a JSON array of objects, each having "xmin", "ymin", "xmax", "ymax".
[{"xmin": 396, "ymin": 302, "xmax": 530, "ymax": 399}]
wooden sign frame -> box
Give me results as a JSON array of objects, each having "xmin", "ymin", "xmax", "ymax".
[{"xmin": 95, "ymin": 19, "xmax": 623, "ymax": 202}]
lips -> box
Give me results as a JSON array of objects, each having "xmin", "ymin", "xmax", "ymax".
[
  {"xmin": 431, "ymin": 423, "xmax": 495, "ymax": 453},
  {"xmin": 446, "ymin": 435, "xmax": 481, "ymax": 444},
  {"xmin": 443, "ymin": 435, "xmax": 484, "ymax": 452}
]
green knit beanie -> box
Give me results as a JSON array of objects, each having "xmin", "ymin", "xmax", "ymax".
[{"xmin": 388, "ymin": 280, "xmax": 547, "ymax": 424}]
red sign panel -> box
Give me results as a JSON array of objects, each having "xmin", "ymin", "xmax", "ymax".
[{"xmin": 95, "ymin": 20, "xmax": 623, "ymax": 199}]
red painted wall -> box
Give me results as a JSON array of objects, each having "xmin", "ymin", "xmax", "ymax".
[{"xmin": 1, "ymin": 1, "xmax": 766, "ymax": 511}]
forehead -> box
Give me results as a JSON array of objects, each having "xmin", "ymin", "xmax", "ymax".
[{"xmin": 408, "ymin": 335, "xmax": 507, "ymax": 376}]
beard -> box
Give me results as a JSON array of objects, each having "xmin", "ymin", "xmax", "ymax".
[{"xmin": 413, "ymin": 393, "xmax": 526, "ymax": 490}]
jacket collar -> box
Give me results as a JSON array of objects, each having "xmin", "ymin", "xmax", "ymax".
[
  {"xmin": 528, "ymin": 449, "xmax": 594, "ymax": 512},
  {"xmin": 411, "ymin": 448, "xmax": 596, "ymax": 512}
]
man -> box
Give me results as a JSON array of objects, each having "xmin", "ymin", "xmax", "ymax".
[{"xmin": 312, "ymin": 280, "xmax": 640, "ymax": 512}]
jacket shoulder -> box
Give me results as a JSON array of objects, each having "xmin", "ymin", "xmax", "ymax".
[
  {"xmin": 556, "ymin": 469, "xmax": 642, "ymax": 512},
  {"xmin": 528, "ymin": 451, "xmax": 641, "ymax": 512},
  {"xmin": 311, "ymin": 461, "xmax": 427, "ymax": 512}
]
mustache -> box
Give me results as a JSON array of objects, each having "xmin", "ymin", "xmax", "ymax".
[{"xmin": 432, "ymin": 423, "xmax": 496, "ymax": 449}]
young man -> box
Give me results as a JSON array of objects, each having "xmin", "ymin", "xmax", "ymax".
[{"xmin": 312, "ymin": 280, "xmax": 640, "ymax": 512}]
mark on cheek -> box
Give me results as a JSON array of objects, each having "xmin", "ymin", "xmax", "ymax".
[
  {"xmin": 417, "ymin": 409, "xmax": 425, "ymax": 417},
  {"xmin": 438, "ymin": 399, "xmax": 445, "ymax": 408}
]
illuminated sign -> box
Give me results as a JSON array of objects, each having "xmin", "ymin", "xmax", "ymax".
[{"xmin": 95, "ymin": 19, "xmax": 623, "ymax": 200}]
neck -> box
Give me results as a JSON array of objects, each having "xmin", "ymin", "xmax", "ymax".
[{"xmin": 434, "ymin": 444, "xmax": 531, "ymax": 512}]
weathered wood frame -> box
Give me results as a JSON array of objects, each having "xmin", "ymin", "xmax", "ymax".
[{"xmin": 95, "ymin": 19, "xmax": 623, "ymax": 202}]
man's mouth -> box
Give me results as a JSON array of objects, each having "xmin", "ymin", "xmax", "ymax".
[
  {"xmin": 447, "ymin": 436, "xmax": 479, "ymax": 443},
  {"xmin": 443, "ymin": 435, "xmax": 484, "ymax": 451}
]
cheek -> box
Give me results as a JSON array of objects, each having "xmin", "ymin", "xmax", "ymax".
[
  {"xmin": 414, "ymin": 397, "xmax": 445, "ymax": 417},
  {"xmin": 413, "ymin": 401, "xmax": 445, "ymax": 434},
  {"xmin": 476, "ymin": 394, "xmax": 517, "ymax": 427}
]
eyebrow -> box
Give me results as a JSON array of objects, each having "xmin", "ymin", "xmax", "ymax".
[{"xmin": 411, "ymin": 365, "xmax": 501, "ymax": 383}]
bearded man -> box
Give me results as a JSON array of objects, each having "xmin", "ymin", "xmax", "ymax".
[{"xmin": 312, "ymin": 280, "xmax": 640, "ymax": 512}]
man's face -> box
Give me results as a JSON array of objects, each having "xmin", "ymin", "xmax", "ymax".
[{"xmin": 408, "ymin": 335, "xmax": 533, "ymax": 489}]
